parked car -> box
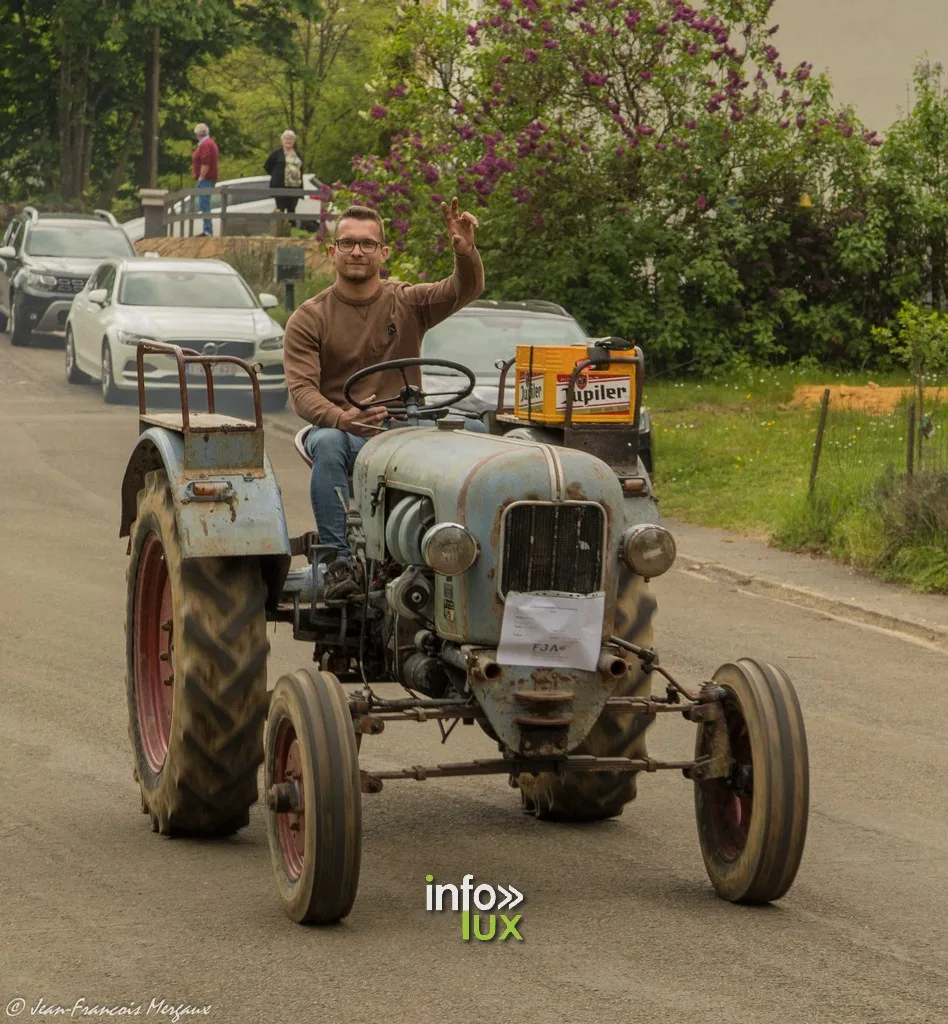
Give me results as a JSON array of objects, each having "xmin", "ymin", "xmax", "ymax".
[
  {"xmin": 420, "ymin": 299, "xmax": 653, "ymax": 473},
  {"xmin": 122, "ymin": 175, "xmax": 332, "ymax": 242},
  {"xmin": 0, "ymin": 207, "xmax": 137, "ymax": 346},
  {"xmin": 64, "ymin": 257, "xmax": 288, "ymax": 409}
]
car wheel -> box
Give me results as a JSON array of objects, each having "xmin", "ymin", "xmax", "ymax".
[
  {"xmin": 638, "ymin": 436, "xmax": 653, "ymax": 476},
  {"xmin": 9, "ymin": 294, "xmax": 31, "ymax": 347},
  {"xmin": 0, "ymin": 305, "xmax": 7, "ymax": 333},
  {"xmin": 65, "ymin": 328, "xmax": 90, "ymax": 384},
  {"xmin": 101, "ymin": 342, "xmax": 122, "ymax": 404}
]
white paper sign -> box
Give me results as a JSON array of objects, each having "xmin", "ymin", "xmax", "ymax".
[{"xmin": 496, "ymin": 591, "xmax": 605, "ymax": 671}]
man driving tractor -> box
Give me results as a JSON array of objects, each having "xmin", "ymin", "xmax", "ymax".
[{"xmin": 283, "ymin": 198, "xmax": 484, "ymax": 598}]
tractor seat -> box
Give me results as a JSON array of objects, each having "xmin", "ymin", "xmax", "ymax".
[
  {"xmin": 293, "ymin": 425, "xmax": 354, "ymax": 492},
  {"xmin": 294, "ymin": 425, "xmax": 314, "ymax": 468}
]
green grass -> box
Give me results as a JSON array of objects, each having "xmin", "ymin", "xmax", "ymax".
[{"xmin": 645, "ymin": 363, "xmax": 948, "ymax": 592}]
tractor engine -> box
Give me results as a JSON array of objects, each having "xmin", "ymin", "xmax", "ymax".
[{"xmin": 349, "ymin": 427, "xmax": 635, "ymax": 707}]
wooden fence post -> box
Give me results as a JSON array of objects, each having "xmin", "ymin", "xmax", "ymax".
[
  {"xmin": 906, "ymin": 402, "xmax": 916, "ymax": 477},
  {"xmin": 808, "ymin": 387, "xmax": 831, "ymax": 500},
  {"xmin": 139, "ymin": 188, "xmax": 168, "ymax": 239}
]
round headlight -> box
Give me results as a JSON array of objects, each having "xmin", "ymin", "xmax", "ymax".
[
  {"xmin": 620, "ymin": 524, "xmax": 677, "ymax": 578},
  {"xmin": 421, "ymin": 523, "xmax": 479, "ymax": 576}
]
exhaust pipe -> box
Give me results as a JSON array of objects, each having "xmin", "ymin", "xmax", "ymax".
[
  {"xmin": 440, "ymin": 646, "xmax": 503, "ymax": 682},
  {"xmin": 598, "ymin": 652, "xmax": 628, "ymax": 679},
  {"xmin": 471, "ymin": 656, "xmax": 502, "ymax": 682}
]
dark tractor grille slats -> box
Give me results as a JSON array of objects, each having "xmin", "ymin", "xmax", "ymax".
[{"xmin": 501, "ymin": 503, "xmax": 605, "ymax": 595}]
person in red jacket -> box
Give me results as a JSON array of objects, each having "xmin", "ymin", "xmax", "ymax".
[{"xmin": 191, "ymin": 123, "xmax": 219, "ymax": 237}]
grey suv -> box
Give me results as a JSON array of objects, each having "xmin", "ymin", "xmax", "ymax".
[{"xmin": 0, "ymin": 207, "xmax": 136, "ymax": 347}]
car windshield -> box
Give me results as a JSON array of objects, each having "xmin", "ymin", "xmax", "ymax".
[
  {"xmin": 26, "ymin": 226, "xmax": 134, "ymax": 259},
  {"xmin": 119, "ymin": 271, "xmax": 257, "ymax": 309},
  {"xmin": 422, "ymin": 311, "xmax": 587, "ymax": 376}
]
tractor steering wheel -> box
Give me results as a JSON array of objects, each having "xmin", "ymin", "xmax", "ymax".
[{"xmin": 342, "ymin": 357, "xmax": 476, "ymax": 416}]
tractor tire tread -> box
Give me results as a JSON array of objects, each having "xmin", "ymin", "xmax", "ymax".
[
  {"xmin": 126, "ymin": 470, "xmax": 269, "ymax": 837},
  {"xmin": 518, "ymin": 579, "xmax": 657, "ymax": 822}
]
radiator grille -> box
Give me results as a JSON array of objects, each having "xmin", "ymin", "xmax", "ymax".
[
  {"xmin": 56, "ymin": 276, "xmax": 87, "ymax": 294},
  {"xmin": 177, "ymin": 340, "xmax": 256, "ymax": 359},
  {"xmin": 501, "ymin": 502, "xmax": 605, "ymax": 595}
]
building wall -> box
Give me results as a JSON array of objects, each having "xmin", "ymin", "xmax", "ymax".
[{"xmin": 775, "ymin": 0, "xmax": 948, "ymax": 130}]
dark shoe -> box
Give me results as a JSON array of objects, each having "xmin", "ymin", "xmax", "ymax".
[{"xmin": 324, "ymin": 558, "xmax": 362, "ymax": 600}]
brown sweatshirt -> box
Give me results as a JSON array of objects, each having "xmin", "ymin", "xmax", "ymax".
[{"xmin": 283, "ymin": 248, "xmax": 485, "ymax": 428}]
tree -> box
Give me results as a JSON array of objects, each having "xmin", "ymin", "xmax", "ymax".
[
  {"xmin": 878, "ymin": 59, "xmax": 948, "ymax": 315},
  {"xmin": 335, "ymin": 0, "xmax": 881, "ymax": 370},
  {"xmin": 0, "ymin": 0, "xmax": 243, "ymax": 204},
  {"xmin": 203, "ymin": 0, "xmax": 394, "ymax": 186}
]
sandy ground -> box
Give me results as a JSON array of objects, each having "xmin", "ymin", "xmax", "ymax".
[
  {"xmin": 2, "ymin": 329, "xmax": 948, "ymax": 1024},
  {"xmin": 791, "ymin": 383, "xmax": 945, "ymax": 415}
]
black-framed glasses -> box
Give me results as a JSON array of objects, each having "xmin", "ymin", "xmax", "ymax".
[{"xmin": 334, "ymin": 237, "xmax": 381, "ymax": 254}]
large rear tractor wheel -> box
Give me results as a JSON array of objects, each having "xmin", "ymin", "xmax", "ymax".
[
  {"xmin": 518, "ymin": 566, "xmax": 656, "ymax": 821},
  {"xmin": 694, "ymin": 659, "xmax": 809, "ymax": 904},
  {"xmin": 126, "ymin": 470, "xmax": 270, "ymax": 836},
  {"xmin": 265, "ymin": 669, "xmax": 362, "ymax": 924}
]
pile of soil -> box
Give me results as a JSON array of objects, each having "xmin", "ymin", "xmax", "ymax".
[
  {"xmin": 791, "ymin": 383, "xmax": 944, "ymax": 416},
  {"xmin": 134, "ymin": 236, "xmax": 331, "ymax": 276}
]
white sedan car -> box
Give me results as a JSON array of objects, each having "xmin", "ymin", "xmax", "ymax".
[{"xmin": 64, "ymin": 257, "xmax": 288, "ymax": 409}]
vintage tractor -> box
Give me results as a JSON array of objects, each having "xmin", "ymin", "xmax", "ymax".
[{"xmin": 120, "ymin": 341, "xmax": 809, "ymax": 925}]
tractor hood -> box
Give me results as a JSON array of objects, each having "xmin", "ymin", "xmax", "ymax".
[{"xmin": 352, "ymin": 427, "xmax": 626, "ymax": 646}]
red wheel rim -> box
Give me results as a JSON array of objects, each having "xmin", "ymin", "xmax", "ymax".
[
  {"xmin": 700, "ymin": 698, "xmax": 753, "ymax": 862},
  {"xmin": 273, "ymin": 717, "xmax": 306, "ymax": 880},
  {"xmin": 134, "ymin": 532, "xmax": 174, "ymax": 773}
]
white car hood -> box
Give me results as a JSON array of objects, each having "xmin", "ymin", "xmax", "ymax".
[{"xmin": 116, "ymin": 306, "xmax": 279, "ymax": 339}]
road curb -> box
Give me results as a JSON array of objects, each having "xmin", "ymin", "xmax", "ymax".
[{"xmin": 677, "ymin": 554, "xmax": 948, "ymax": 652}]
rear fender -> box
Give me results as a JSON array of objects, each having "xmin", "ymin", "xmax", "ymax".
[{"xmin": 119, "ymin": 427, "xmax": 291, "ymax": 608}]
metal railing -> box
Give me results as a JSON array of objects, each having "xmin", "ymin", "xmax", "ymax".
[{"xmin": 143, "ymin": 182, "xmax": 335, "ymax": 239}]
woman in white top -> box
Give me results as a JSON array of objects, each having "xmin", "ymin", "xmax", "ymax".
[{"xmin": 264, "ymin": 129, "xmax": 304, "ymax": 215}]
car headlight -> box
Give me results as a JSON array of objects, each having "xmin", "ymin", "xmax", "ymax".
[
  {"xmin": 258, "ymin": 335, "xmax": 284, "ymax": 350},
  {"xmin": 116, "ymin": 330, "xmax": 158, "ymax": 346},
  {"xmin": 26, "ymin": 271, "xmax": 57, "ymax": 290},
  {"xmin": 421, "ymin": 523, "xmax": 479, "ymax": 575},
  {"xmin": 620, "ymin": 524, "xmax": 676, "ymax": 578}
]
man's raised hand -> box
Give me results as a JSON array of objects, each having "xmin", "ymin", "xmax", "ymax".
[{"xmin": 440, "ymin": 196, "xmax": 479, "ymax": 256}]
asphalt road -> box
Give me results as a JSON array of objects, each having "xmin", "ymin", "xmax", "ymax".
[{"xmin": 1, "ymin": 330, "xmax": 946, "ymax": 1024}]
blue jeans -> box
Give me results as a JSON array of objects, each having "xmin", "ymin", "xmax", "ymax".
[
  {"xmin": 304, "ymin": 428, "xmax": 368, "ymax": 558},
  {"xmin": 196, "ymin": 179, "xmax": 214, "ymax": 235}
]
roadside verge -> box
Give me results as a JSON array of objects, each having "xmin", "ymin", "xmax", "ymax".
[{"xmin": 669, "ymin": 518, "xmax": 948, "ymax": 652}]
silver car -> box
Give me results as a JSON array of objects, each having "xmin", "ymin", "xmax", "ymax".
[
  {"xmin": 421, "ymin": 299, "xmax": 653, "ymax": 473},
  {"xmin": 64, "ymin": 257, "xmax": 287, "ymax": 408}
]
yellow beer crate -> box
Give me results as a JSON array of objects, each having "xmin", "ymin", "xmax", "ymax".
[{"xmin": 513, "ymin": 344, "xmax": 636, "ymax": 424}]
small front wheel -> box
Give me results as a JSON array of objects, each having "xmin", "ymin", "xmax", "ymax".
[
  {"xmin": 265, "ymin": 668, "xmax": 362, "ymax": 924},
  {"xmin": 694, "ymin": 658, "xmax": 809, "ymax": 905}
]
